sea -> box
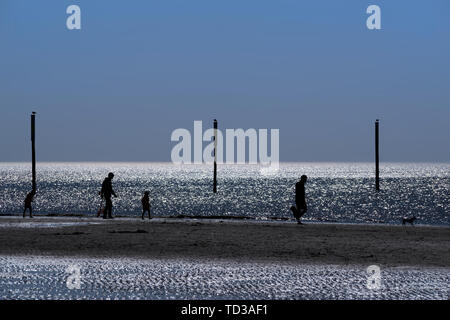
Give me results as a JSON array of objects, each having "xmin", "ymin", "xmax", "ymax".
[{"xmin": 0, "ymin": 162, "xmax": 448, "ymax": 225}]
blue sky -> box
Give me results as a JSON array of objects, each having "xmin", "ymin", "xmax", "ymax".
[{"xmin": 0, "ymin": 0, "xmax": 449, "ymax": 162}]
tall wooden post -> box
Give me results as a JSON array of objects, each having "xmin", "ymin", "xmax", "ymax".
[
  {"xmin": 213, "ymin": 119, "xmax": 217, "ymax": 193},
  {"xmin": 375, "ymin": 119, "xmax": 380, "ymax": 191},
  {"xmin": 31, "ymin": 112, "xmax": 37, "ymax": 193}
]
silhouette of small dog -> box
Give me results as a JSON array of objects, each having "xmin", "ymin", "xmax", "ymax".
[{"xmin": 402, "ymin": 216, "xmax": 416, "ymax": 225}]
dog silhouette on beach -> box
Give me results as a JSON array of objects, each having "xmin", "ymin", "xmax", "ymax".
[{"xmin": 402, "ymin": 216, "xmax": 417, "ymax": 225}]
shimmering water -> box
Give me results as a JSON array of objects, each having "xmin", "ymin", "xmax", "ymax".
[
  {"xmin": 0, "ymin": 163, "xmax": 448, "ymax": 225},
  {"xmin": 0, "ymin": 256, "xmax": 447, "ymax": 300}
]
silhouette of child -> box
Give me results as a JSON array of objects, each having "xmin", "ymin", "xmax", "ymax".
[
  {"xmin": 23, "ymin": 190, "xmax": 35, "ymax": 218},
  {"xmin": 290, "ymin": 175, "xmax": 308, "ymax": 224},
  {"xmin": 141, "ymin": 191, "xmax": 151, "ymax": 220}
]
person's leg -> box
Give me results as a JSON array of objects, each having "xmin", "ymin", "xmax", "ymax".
[
  {"xmin": 148, "ymin": 208, "xmax": 151, "ymax": 219},
  {"xmin": 108, "ymin": 200, "xmax": 113, "ymax": 219},
  {"xmin": 142, "ymin": 209, "xmax": 145, "ymax": 220},
  {"xmin": 290, "ymin": 205, "xmax": 299, "ymax": 222},
  {"xmin": 29, "ymin": 206, "xmax": 33, "ymax": 218},
  {"xmin": 298, "ymin": 208, "xmax": 306, "ymax": 218},
  {"xmin": 297, "ymin": 208, "xmax": 306, "ymax": 224},
  {"xmin": 104, "ymin": 198, "xmax": 111, "ymax": 219}
]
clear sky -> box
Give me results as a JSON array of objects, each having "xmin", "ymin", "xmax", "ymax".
[{"xmin": 0, "ymin": 0, "xmax": 449, "ymax": 162}]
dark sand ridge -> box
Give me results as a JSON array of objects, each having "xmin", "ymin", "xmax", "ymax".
[{"xmin": 0, "ymin": 217, "xmax": 448, "ymax": 267}]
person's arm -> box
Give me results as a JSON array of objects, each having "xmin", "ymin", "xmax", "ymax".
[{"xmin": 107, "ymin": 180, "xmax": 117, "ymax": 197}]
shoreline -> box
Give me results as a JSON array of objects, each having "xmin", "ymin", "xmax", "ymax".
[
  {"xmin": 1, "ymin": 214, "xmax": 448, "ymax": 228},
  {"xmin": 0, "ymin": 216, "xmax": 448, "ymax": 268}
]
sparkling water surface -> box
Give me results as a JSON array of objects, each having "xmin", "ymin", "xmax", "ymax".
[{"xmin": 0, "ymin": 162, "xmax": 448, "ymax": 225}]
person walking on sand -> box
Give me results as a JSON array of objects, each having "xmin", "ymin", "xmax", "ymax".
[
  {"xmin": 101, "ymin": 172, "xmax": 117, "ymax": 219},
  {"xmin": 141, "ymin": 191, "xmax": 152, "ymax": 220},
  {"xmin": 290, "ymin": 175, "xmax": 308, "ymax": 224},
  {"xmin": 23, "ymin": 190, "xmax": 36, "ymax": 218}
]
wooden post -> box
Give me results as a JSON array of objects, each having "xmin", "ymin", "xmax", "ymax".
[
  {"xmin": 375, "ymin": 119, "xmax": 380, "ymax": 191},
  {"xmin": 213, "ymin": 119, "xmax": 217, "ymax": 193},
  {"xmin": 31, "ymin": 112, "xmax": 37, "ymax": 193}
]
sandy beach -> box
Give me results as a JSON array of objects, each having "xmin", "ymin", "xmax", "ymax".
[
  {"xmin": 0, "ymin": 216, "xmax": 448, "ymax": 267},
  {"xmin": 0, "ymin": 216, "xmax": 448, "ymax": 299}
]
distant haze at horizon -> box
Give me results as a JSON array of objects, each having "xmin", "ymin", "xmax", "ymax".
[{"xmin": 1, "ymin": 0, "xmax": 449, "ymax": 162}]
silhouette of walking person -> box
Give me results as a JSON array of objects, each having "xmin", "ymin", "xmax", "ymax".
[
  {"xmin": 290, "ymin": 175, "xmax": 308, "ymax": 224},
  {"xmin": 23, "ymin": 190, "xmax": 36, "ymax": 218},
  {"xmin": 141, "ymin": 191, "xmax": 152, "ymax": 220},
  {"xmin": 101, "ymin": 172, "xmax": 117, "ymax": 219}
]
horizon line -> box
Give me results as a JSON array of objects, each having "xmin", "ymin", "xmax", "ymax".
[{"xmin": 0, "ymin": 161, "xmax": 449, "ymax": 164}]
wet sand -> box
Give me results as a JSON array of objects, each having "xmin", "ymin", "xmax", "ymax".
[
  {"xmin": 1, "ymin": 256, "xmax": 447, "ymax": 299},
  {"xmin": 0, "ymin": 216, "xmax": 448, "ymax": 267}
]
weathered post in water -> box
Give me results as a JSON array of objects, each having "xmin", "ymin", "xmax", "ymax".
[
  {"xmin": 375, "ymin": 119, "xmax": 380, "ymax": 191},
  {"xmin": 31, "ymin": 112, "xmax": 37, "ymax": 193},
  {"xmin": 213, "ymin": 119, "xmax": 217, "ymax": 193}
]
